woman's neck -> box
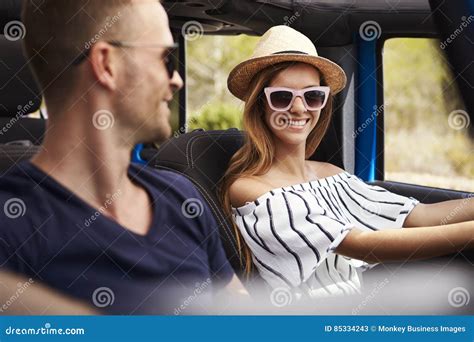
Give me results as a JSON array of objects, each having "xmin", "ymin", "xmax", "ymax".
[{"xmin": 273, "ymin": 143, "xmax": 313, "ymax": 181}]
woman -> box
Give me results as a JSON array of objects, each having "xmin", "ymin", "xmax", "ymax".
[{"xmin": 221, "ymin": 25, "xmax": 474, "ymax": 298}]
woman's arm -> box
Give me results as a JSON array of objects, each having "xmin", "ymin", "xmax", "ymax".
[
  {"xmin": 0, "ymin": 271, "xmax": 97, "ymax": 315},
  {"xmin": 336, "ymin": 220, "xmax": 474, "ymax": 263},
  {"xmin": 404, "ymin": 197, "xmax": 474, "ymax": 227},
  {"xmin": 224, "ymin": 274, "xmax": 250, "ymax": 296}
]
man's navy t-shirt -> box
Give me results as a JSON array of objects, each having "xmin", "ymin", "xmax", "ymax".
[{"xmin": 0, "ymin": 161, "xmax": 234, "ymax": 314}]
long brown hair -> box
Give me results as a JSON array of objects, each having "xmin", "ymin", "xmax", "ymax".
[{"xmin": 219, "ymin": 62, "xmax": 334, "ymax": 275}]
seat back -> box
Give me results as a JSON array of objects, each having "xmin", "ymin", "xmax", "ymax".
[
  {"xmin": 0, "ymin": 34, "xmax": 44, "ymax": 171},
  {"xmin": 142, "ymin": 129, "xmax": 247, "ymax": 273}
]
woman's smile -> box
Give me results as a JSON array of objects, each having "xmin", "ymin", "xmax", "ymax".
[{"xmin": 287, "ymin": 118, "xmax": 310, "ymax": 130}]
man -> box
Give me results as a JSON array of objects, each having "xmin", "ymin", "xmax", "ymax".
[{"xmin": 0, "ymin": 0, "xmax": 245, "ymax": 314}]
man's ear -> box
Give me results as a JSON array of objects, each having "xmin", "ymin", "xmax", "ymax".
[{"xmin": 88, "ymin": 42, "xmax": 118, "ymax": 91}]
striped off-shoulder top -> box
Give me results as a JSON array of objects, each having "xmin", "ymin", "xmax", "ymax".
[{"xmin": 231, "ymin": 172, "xmax": 419, "ymax": 298}]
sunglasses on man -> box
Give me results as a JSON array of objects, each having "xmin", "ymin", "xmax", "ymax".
[{"xmin": 72, "ymin": 41, "xmax": 178, "ymax": 79}]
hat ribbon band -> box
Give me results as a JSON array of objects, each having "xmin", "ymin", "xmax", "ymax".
[{"xmin": 272, "ymin": 50, "xmax": 309, "ymax": 55}]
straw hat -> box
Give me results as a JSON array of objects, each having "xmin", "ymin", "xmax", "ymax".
[{"xmin": 227, "ymin": 25, "xmax": 347, "ymax": 101}]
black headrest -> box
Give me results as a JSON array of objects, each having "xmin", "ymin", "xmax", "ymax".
[
  {"xmin": 0, "ymin": 35, "xmax": 41, "ymax": 118},
  {"xmin": 0, "ymin": 117, "xmax": 45, "ymax": 144},
  {"xmin": 0, "ymin": 143, "xmax": 41, "ymax": 173},
  {"xmin": 0, "ymin": 1, "xmax": 22, "ymax": 29},
  {"xmin": 144, "ymin": 129, "xmax": 244, "ymax": 195},
  {"xmin": 143, "ymin": 129, "xmax": 246, "ymax": 273}
]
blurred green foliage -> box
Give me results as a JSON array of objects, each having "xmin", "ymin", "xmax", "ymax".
[
  {"xmin": 383, "ymin": 38, "xmax": 464, "ymax": 130},
  {"xmin": 188, "ymin": 101, "xmax": 242, "ymax": 131},
  {"xmin": 186, "ymin": 35, "xmax": 258, "ymax": 129},
  {"xmin": 383, "ymin": 38, "xmax": 474, "ymax": 188}
]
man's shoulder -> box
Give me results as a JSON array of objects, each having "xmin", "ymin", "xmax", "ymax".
[
  {"xmin": 0, "ymin": 165, "xmax": 40, "ymax": 207},
  {"xmin": 131, "ymin": 163, "xmax": 201, "ymax": 196},
  {"xmin": 0, "ymin": 162, "xmax": 35, "ymax": 189},
  {"xmin": 0, "ymin": 162, "xmax": 50, "ymax": 226}
]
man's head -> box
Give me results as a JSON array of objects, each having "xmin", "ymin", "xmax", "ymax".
[{"xmin": 22, "ymin": 0, "xmax": 183, "ymax": 144}]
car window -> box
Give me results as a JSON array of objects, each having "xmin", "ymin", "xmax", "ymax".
[
  {"xmin": 26, "ymin": 100, "xmax": 46, "ymax": 119},
  {"xmin": 186, "ymin": 34, "xmax": 259, "ymax": 131},
  {"xmin": 383, "ymin": 37, "xmax": 474, "ymax": 192}
]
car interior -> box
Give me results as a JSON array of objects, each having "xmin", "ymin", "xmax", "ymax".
[{"xmin": 0, "ymin": 0, "xmax": 473, "ymax": 310}]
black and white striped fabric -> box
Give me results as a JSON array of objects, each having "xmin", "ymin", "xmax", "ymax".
[{"xmin": 232, "ymin": 172, "xmax": 419, "ymax": 297}]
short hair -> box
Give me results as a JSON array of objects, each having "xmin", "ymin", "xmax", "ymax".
[{"xmin": 21, "ymin": 0, "xmax": 136, "ymax": 99}]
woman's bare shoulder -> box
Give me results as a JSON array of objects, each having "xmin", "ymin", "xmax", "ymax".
[
  {"xmin": 228, "ymin": 176, "xmax": 274, "ymax": 208},
  {"xmin": 307, "ymin": 160, "xmax": 346, "ymax": 178}
]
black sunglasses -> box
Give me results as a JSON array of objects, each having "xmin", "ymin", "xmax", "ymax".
[{"xmin": 72, "ymin": 41, "xmax": 179, "ymax": 79}]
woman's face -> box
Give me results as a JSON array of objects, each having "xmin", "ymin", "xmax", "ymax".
[{"xmin": 264, "ymin": 63, "xmax": 323, "ymax": 147}]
